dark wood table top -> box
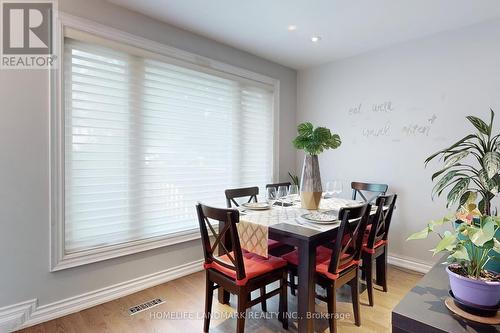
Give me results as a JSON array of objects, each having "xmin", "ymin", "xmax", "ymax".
[{"xmin": 392, "ymin": 256, "xmax": 500, "ymax": 333}]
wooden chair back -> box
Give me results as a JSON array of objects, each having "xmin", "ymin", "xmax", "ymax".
[
  {"xmin": 328, "ymin": 204, "xmax": 371, "ymax": 276},
  {"xmin": 225, "ymin": 186, "xmax": 259, "ymax": 208},
  {"xmin": 365, "ymin": 194, "xmax": 397, "ymax": 249},
  {"xmin": 196, "ymin": 203, "xmax": 246, "ymax": 280},
  {"xmin": 265, "ymin": 182, "xmax": 291, "ymax": 190},
  {"xmin": 351, "ymin": 182, "xmax": 388, "ymax": 203}
]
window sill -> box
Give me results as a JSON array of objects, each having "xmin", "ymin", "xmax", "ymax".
[{"xmin": 50, "ymin": 228, "xmax": 201, "ymax": 271}]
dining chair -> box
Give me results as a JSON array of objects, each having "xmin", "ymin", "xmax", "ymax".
[
  {"xmin": 225, "ymin": 186, "xmax": 294, "ymax": 256},
  {"xmin": 283, "ymin": 204, "xmax": 371, "ymax": 333},
  {"xmin": 351, "ymin": 181, "xmax": 388, "ymax": 203},
  {"xmin": 361, "ymin": 194, "xmax": 397, "ymax": 306},
  {"xmin": 196, "ymin": 203, "xmax": 288, "ymax": 333},
  {"xmin": 225, "ymin": 186, "xmax": 259, "ymax": 208},
  {"xmin": 224, "ymin": 186, "xmax": 293, "ymax": 312},
  {"xmin": 265, "ymin": 182, "xmax": 291, "ymax": 190}
]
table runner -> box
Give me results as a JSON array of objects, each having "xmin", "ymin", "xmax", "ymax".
[{"xmin": 237, "ymin": 197, "xmax": 363, "ymax": 257}]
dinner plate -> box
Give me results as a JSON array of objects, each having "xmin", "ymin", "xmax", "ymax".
[
  {"xmin": 301, "ymin": 212, "xmax": 338, "ymax": 224},
  {"xmin": 241, "ymin": 202, "xmax": 271, "ymax": 210}
]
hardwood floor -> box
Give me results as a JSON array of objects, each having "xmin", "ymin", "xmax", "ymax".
[{"xmin": 17, "ymin": 265, "xmax": 422, "ymax": 333}]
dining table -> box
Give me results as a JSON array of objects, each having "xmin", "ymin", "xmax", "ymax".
[{"xmin": 217, "ymin": 196, "xmax": 378, "ymax": 333}]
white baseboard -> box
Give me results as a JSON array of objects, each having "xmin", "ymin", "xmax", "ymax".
[
  {"xmin": 0, "ymin": 259, "xmax": 203, "ymax": 332},
  {"xmin": 0, "ymin": 300, "xmax": 37, "ymax": 333},
  {"xmin": 388, "ymin": 254, "xmax": 433, "ymax": 274}
]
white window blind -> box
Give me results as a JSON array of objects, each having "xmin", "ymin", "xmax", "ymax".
[{"xmin": 64, "ymin": 37, "xmax": 274, "ymax": 254}]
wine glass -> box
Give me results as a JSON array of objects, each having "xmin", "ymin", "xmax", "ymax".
[
  {"xmin": 288, "ymin": 184, "xmax": 299, "ymax": 203},
  {"xmin": 332, "ymin": 180, "xmax": 343, "ymax": 197},
  {"xmin": 277, "ymin": 185, "xmax": 288, "ymax": 207},
  {"xmin": 325, "ymin": 181, "xmax": 334, "ymax": 198},
  {"xmin": 266, "ymin": 187, "xmax": 277, "ymax": 207}
]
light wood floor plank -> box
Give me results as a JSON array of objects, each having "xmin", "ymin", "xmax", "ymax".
[{"xmin": 17, "ymin": 265, "xmax": 422, "ymax": 333}]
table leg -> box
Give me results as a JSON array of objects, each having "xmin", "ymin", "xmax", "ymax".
[{"xmin": 297, "ymin": 241, "xmax": 316, "ymax": 333}]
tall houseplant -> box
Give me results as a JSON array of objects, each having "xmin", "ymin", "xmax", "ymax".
[
  {"xmin": 293, "ymin": 122, "xmax": 341, "ymax": 209},
  {"xmin": 425, "ymin": 109, "xmax": 499, "ymax": 215},
  {"xmin": 408, "ymin": 109, "xmax": 500, "ymax": 308}
]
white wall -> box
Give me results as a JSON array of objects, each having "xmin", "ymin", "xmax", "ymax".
[
  {"xmin": 0, "ymin": 0, "xmax": 296, "ymax": 309},
  {"xmin": 297, "ymin": 19, "xmax": 500, "ymax": 266}
]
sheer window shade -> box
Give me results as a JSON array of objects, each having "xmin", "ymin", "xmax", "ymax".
[{"xmin": 64, "ymin": 37, "xmax": 274, "ymax": 254}]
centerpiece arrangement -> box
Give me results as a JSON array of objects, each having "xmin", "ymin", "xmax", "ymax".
[
  {"xmin": 408, "ymin": 109, "xmax": 500, "ymax": 314},
  {"xmin": 293, "ymin": 122, "xmax": 341, "ymax": 209}
]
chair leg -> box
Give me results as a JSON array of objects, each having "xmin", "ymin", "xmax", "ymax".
[
  {"xmin": 350, "ymin": 270, "xmax": 361, "ymax": 326},
  {"xmin": 237, "ymin": 291, "xmax": 247, "ymax": 333},
  {"xmin": 376, "ymin": 247, "xmax": 388, "ymax": 292},
  {"xmin": 203, "ymin": 275, "xmax": 214, "ymax": 333},
  {"xmin": 327, "ymin": 282, "xmax": 337, "ymax": 333},
  {"xmin": 365, "ymin": 255, "xmax": 374, "ymax": 306},
  {"xmin": 279, "ymin": 270, "xmax": 288, "ymax": 329},
  {"xmin": 260, "ymin": 286, "xmax": 267, "ymax": 312},
  {"xmin": 289, "ymin": 272, "xmax": 296, "ymax": 296}
]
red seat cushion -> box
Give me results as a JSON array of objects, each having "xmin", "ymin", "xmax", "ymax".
[
  {"xmin": 315, "ymin": 246, "xmax": 360, "ymax": 280},
  {"xmin": 204, "ymin": 251, "xmax": 286, "ymax": 285},
  {"xmin": 268, "ymin": 239, "xmax": 281, "ymax": 250},
  {"xmin": 283, "ymin": 246, "xmax": 360, "ymax": 280},
  {"xmin": 281, "ymin": 245, "xmax": 333, "ymax": 266},
  {"xmin": 362, "ymin": 231, "xmax": 387, "ymax": 253}
]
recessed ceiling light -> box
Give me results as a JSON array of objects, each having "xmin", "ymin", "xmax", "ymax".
[
  {"xmin": 311, "ymin": 36, "xmax": 322, "ymax": 43},
  {"xmin": 288, "ymin": 25, "xmax": 297, "ymax": 31}
]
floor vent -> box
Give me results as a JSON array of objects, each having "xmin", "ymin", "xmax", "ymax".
[{"xmin": 128, "ymin": 298, "xmax": 165, "ymax": 315}]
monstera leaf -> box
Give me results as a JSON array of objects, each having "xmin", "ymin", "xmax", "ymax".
[{"xmin": 293, "ymin": 122, "xmax": 341, "ymax": 155}]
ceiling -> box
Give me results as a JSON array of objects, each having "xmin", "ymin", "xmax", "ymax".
[{"xmin": 107, "ymin": 0, "xmax": 500, "ymax": 69}]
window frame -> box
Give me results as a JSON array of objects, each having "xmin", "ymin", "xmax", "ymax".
[{"xmin": 50, "ymin": 13, "xmax": 280, "ymax": 271}]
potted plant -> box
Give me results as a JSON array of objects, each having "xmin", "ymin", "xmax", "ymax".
[
  {"xmin": 407, "ymin": 211, "xmax": 500, "ymax": 307},
  {"xmin": 292, "ymin": 122, "xmax": 341, "ymax": 209},
  {"xmin": 408, "ymin": 109, "xmax": 500, "ymax": 308}
]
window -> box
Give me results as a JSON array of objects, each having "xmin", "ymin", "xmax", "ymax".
[{"xmin": 54, "ymin": 25, "xmax": 276, "ymax": 268}]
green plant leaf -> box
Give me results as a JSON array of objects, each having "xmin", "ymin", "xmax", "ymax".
[
  {"xmin": 407, "ymin": 227, "xmax": 430, "ymax": 240},
  {"xmin": 293, "ymin": 122, "xmax": 341, "ymax": 155},
  {"xmin": 292, "ymin": 136, "xmax": 308, "ymax": 150},
  {"xmin": 479, "ymin": 169, "xmax": 497, "ymax": 191},
  {"xmin": 493, "ymin": 238, "xmax": 500, "ymax": 254},
  {"xmin": 431, "ymin": 165, "xmax": 454, "ymax": 181},
  {"xmin": 451, "ymin": 245, "xmax": 470, "ymax": 261},
  {"xmin": 470, "ymin": 219, "xmax": 495, "ymax": 247},
  {"xmin": 297, "ymin": 122, "xmax": 313, "ymax": 137},
  {"xmin": 432, "ymin": 170, "xmax": 458, "ymax": 196},
  {"xmin": 328, "ymin": 134, "xmax": 341, "ymax": 149},
  {"xmin": 459, "ymin": 191, "xmax": 476, "ymax": 207},
  {"xmin": 313, "ymin": 127, "xmax": 331, "ymax": 142},
  {"xmin": 483, "ymin": 151, "xmax": 500, "ymax": 179},
  {"xmin": 482, "ymin": 239, "xmax": 494, "ymax": 251},
  {"xmin": 489, "ymin": 109, "xmax": 495, "ymax": 131},
  {"xmin": 428, "ymin": 215, "xmax": 453, "ymax": 231},
  {"xmin": 446, "ymin": 178, "xmax": 470, "ymax": 207},
  {"xmin": 466, "ymin": 115, "xmax": 491, "ymax": 136},
  {"xmin": 424, "ymin": 134, "xmax": 475, "ymax": 166},
  {"xmin": 444, "ymin": 151, "xmax": 469, "ymax": 168},
  {"xmin": 432, "ymin": 231, "xmax": 456, "ymax": 255}
]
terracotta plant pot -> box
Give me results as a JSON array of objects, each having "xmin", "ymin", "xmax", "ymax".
[
  {"xmin": 446, "ymin": 265, "xmax": 500, "ymax": 308},
  {"xmin": 300, "ymin": 155, "xmax": 322, "ymax": 209}
]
